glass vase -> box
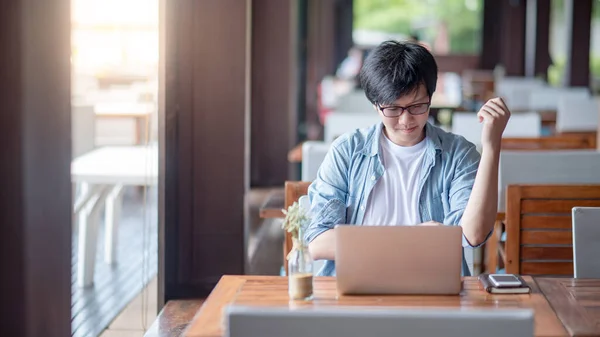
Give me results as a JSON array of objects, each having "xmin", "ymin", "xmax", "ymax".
[{"xmin": 287, "ymin": 244, "xmax": 314, "ymax": 301}]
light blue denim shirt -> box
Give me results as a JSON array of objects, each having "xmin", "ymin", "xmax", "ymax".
[{"xmin": 304, "ymin": 122, "xmax": 490, "ymax": 277}]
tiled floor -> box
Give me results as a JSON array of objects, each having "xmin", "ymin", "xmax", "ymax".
[{"xmin": 99, "ymin": 277, "xmax": 158, "ymax": 337}]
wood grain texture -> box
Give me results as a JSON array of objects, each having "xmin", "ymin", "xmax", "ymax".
[
  {"xmin": 520, "ymin": 185, "xmax": 600, "ymax": 199},
  {"xmin": 522, "ymin": 262, "xmax": 573, "ymax": 275},
  {"xmin": 522, "ymin": 200, "xmax": 600, "ymax": 213},
  {"xmin": 505, "ymin": 185, "xmax": 523, "ymax": 274},
  {"xmin": 183, "ymin": 276, "xmax": 247, "ymax": 337},
  {"xmin": 251, "ymin": 0, "xmax": 298, "ymax": 186},
  {"xmin": 521, "ymin": 231, "xmax": 573, "ymax": 245},
  {"xmin": 504, "ymin": 185, "xmax": 600, "ymax": 276},
  {"xmin": 145, "ymin": 300, "xmax": 204, "ymax": 337},
  {"xmin": 522, "ymin": 216, "xmax": 572, "ymax": 229},
  {"xmin": 181, "ymin": 276, "xmax": 567, "ymax": 337},
  {"xmin": 164, "ymin": 0, "xmax": 250, "ymax": 300},
  {"xmin": 0, "ymin": 0, "xmax": 72, "ymax": 336},
  {"xmin": 501, "ymin": 135, "xmax": 596, "ymax": 150},
  {"xmin": 537, "ymin": 278, "xmax": 600, "ymax": 337},
  {"xmin": 521, "ymin": 247, "xmax": 573, "ymax": 260}
]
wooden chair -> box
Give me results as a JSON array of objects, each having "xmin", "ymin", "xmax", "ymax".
[
  {"xmin": 488, "ymin": 184, "xmax": 600, "ymax": 276},
  {"xmin": 283, "ymin": 181, "xmax": 311, "ymax": 274},
  {"xmin": 500, "ymin": 134, "xmax": 596, "ymax": 150}
]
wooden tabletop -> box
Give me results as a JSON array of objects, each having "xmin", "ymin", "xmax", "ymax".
[
  {"xmin": 536, "ymin": 278, "xmax": 600, "ymax": 337},
  {"xmin": 182, "ymin": 275, "xmax": 568, "ymax": 337},
  {"xmin": 258, "ymin": 189, "xmax": 285, "ymax": 219},
  {"xmin": 144, "ymin": 300, "xmax": 204, "ymax": 337},
  {"xmin": 288, "ymin": 142, "xmax": 304, "ymax": 163}
]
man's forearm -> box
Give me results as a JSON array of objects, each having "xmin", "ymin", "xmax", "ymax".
[
  {"xmin": 461, "ymin": 147, "xmax": 500, "ymax": 246},
  {"xmin": 307, "ymin": 229, "xmax": 336, "ymax": 260}
]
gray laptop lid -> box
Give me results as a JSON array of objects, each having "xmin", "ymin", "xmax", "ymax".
[
  {"xmin": 573, "ymin": 207, "xmax": 600, "ymax": 278},
  {"xmin": 225, "ymin": 305, "xmax": 534, "ymax": 337}
]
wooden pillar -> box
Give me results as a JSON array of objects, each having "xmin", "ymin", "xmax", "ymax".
[
  {"xmin": 163, "ymin": 0, "xmax": 250, "ymax": 300},
  {"xmin": 0, "ymin": 0, "xmax": 71, "ymax": 335},
  {"xmin": 334, "ymin": 0, "xmax": 354, "ymax": 71},
  {"xmin": 525, "ymin": 0, "xmax": 551, "ymax": 78},
  {"xmin": 480, "ymin": 0, "xmax": 502, "ymax": 69},
  {"xmin": 306, "ymin": 0, "xmax": 337, "ymax": 139},
  {"xmin": 250, "ymin": 0, "xmax": 299, "ymax": 187},
  {"xmin": 534, "ymin": 0, "xmax": 552, "ymax": 78},
  {"xmin": 563, "ymin": 0, "xmax": 592, "ymax": 87},
  {"xmin": 501, "ymin": 0, "xmax": 527, "ymax": 76},
  {"xmin": 480, "ymin": 0, "xmax": 527, "ymax": 76}
]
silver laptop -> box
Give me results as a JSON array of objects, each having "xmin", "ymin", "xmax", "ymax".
[
  {"xmin": 225, "ymin": 305, "xmax": 534, "ymax": 337},
  {"xmin": 335, "ymin": 225, "xmax": 463, "ymax": 295},
  {"xmin": 572, "ymin": 207, "xmax": 600, "ymax": 278}
]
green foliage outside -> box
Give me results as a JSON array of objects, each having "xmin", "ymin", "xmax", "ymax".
[{"xmin": 353, "ymin": 0, "xmax": 483, "ymax": 54}]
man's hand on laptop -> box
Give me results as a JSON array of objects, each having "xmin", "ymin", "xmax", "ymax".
[{"xmin": 419, "ymin": 221, "xmax": 443, "ymax": 226}]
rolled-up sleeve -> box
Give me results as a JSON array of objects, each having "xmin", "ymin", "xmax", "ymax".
[
  {"xmin": 443, "ymin": 142, "xmax": 492, "ymax": 248},
  {"xmin": 304, "ymin": 139, "xmax": 351, "ymax": 244}
]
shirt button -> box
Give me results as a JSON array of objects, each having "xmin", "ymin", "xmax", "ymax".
[
  {"xmin": 371, "ymin": 175, "xmax": 376, "ymax": 181},
  {"xmin": 361, "ymin": 206, "xmax": 365, "ymax": 211}
]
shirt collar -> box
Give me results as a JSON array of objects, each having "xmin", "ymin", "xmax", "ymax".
[{"xmin": 362, "ymin": 122, "xmax": 442, "ymax": 157}]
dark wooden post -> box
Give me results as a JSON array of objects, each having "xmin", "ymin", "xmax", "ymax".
[{"xmin": 0, "ymin": 0, "xmax": 72, "ymax": 335}]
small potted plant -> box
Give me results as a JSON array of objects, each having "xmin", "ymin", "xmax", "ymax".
[{"xmin": 282, "ymin": 201, "xmax": 313, "ymax": 300}]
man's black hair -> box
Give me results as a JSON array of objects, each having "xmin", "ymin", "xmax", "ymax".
[{"xmin": 359, "ymin": 40, "xmax": 438, "ymax": 106}]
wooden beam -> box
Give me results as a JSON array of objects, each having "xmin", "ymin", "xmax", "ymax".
[
  {"xmin": 164, "ymin": 0, "xmax": 250, "ymax": 300},
  {"xmin": 251, "ymin": 0, "xmax": 299, "ymax": 187},
  {"xmin": 0, "ymin": 0, "xmax": 71, "ymax": 335},
  {"xmin": 305, "ymin": 0, "xmax": 337, "ymax": 139},
  {"xmin": 501, "ymin": 0, "xmax": 527, "ymax": 76},
  {"xmin": 563, "ymin": 0, "xmax": 592, "ymax": 87},
  {"xmin": 480, "ymin": 0, "xmax": 502, "ymax": 69}
]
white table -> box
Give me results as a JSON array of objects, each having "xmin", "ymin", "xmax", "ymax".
[{"xmin": 71, "ymin": 145, "xmax": 158, "ymax": 287}]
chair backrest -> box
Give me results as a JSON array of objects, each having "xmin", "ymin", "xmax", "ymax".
[
  {"xmin": 495, "ymin": 77, "xmax": 545, "ymax": 111},
  {"xmin": 556, "ymin": 95, "xmax": 599, "ymax": 132},
  {"xmin": 452, "ymin": 111, "xmax": 541, "ymax": 146},
  {"xmin": 572, "ymin": 207, "xmax": 600, "ymax": 278},
  {"xmin": 226, "ymin": 306, "xmax": 535, "ymax": 337},
  {"xmin": 301, "ymin": 141, "xmax": 330, "ymax": 181},
  {"xmin": 72, "ymin": 105, "xmax": 96, "ymax": 158},
  {"xmin": 528, "ymin": 86, "xmax": 589, "ymax": 111},
  {"xmin": 504, "ymin": 184, "xmax": 600, "ymax": 276},
  {"xmin": 324, "ymin": 112, "xmax": 380, "ymax": 143},
  {"xmin": 335, "ymin": 90, "xmax": 373, "ymax": 113},
  {"xmin": 498, "ymin": 151, "xmax": 600, "ymax": 211},
  {"xmin": 283, "ymin": 181, "xmax": 311, "ymax": 272}
]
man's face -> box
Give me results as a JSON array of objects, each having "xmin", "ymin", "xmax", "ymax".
[{"xmin": 376, "ymin": 84, "xmax": 430, "ymax": 146}]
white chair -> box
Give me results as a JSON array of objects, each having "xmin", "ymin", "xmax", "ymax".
[
  {"xmin": 528, "ymin": 87, "xmax": 589, "ymax": 111},
  {"xmin": 572, "ymin": 207, "xmax": 600, "ymax": 278},
  {"xmin": 72, "ymin": 145, "xmax": 158, "ymax": 287},
  {"xmin": 72, "ymin": 105, "xmax": 96, "ymax": 159},
  {"xmin": 301, "ymin": 141, "xmax": 330, "ymax": 181},
  {"xmin": 324, "ymin": 112, "xmax": 380, "ymax": 143},
  {"xmin": 335, "ymin": 90, "xmax": 374, "ymax": 114},
  {"xmin": 556, "ymin": 95, "xmax": 599, "ymax": 132},
  {"xmin": 498, "ymin": 150, "xmax": 600, "ymax": 212},
  {"xmin": 495, "ymin": 77, "xmax": 545, "ymax": 111},
  {"xmin": 226, "ymin": 306, "xmax": 534, "ymax": 337},
  {"xmin": 452, "ymin": 111, "xmax": 541, "ymax": 147}
]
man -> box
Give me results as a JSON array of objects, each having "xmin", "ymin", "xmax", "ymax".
[{"xmin": 305, "ymin": 41, "xmax": 510, "ymax": 276}]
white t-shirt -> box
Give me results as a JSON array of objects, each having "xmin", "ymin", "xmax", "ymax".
[{"xmin": 362, "ymin": 132, "xmax": 428, "ymax": 226}]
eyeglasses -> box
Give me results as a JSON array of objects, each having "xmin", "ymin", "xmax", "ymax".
[{"xmin": 376, "ymin": 102, "xmax": 431, "ymax": 117}]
